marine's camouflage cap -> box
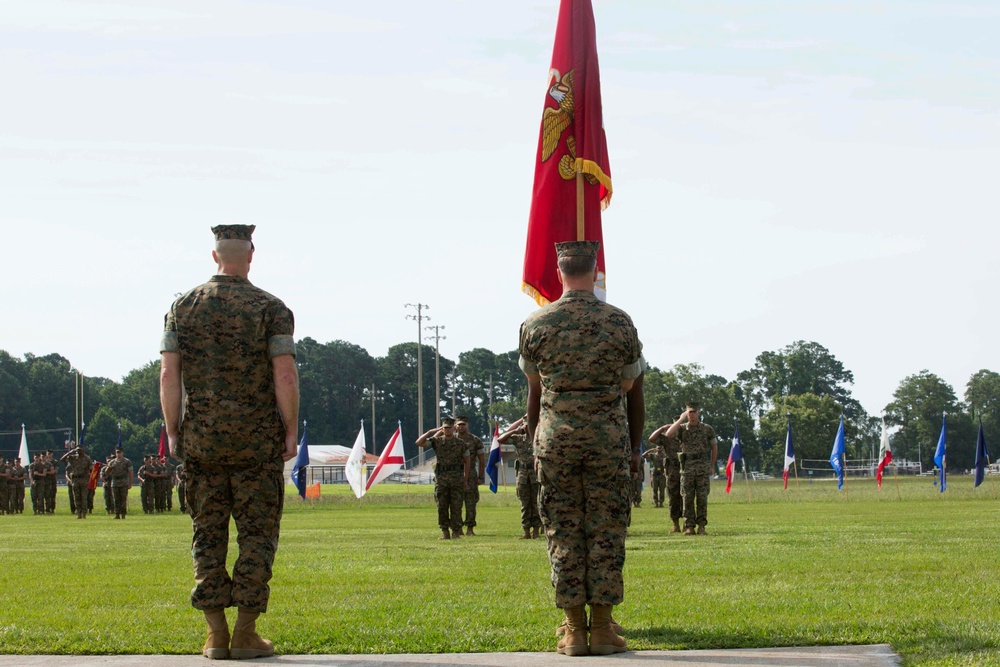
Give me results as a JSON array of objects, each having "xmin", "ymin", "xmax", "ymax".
[
  {"xmin": 211, "ymin": 224, "xmax": 256, "ymax": 242},
  {"xmin": 685, "ymin": 401, "xmax": 701, "ymax": 410},
  {"xmin": 441, "ymin": 417, "xmax": 456, "ymax": 426},
  {"xmin": 555, "ymin": 240, "xmax": 600, "ymax": 259},
  {"xmin": 454, "ymin": 415, "xmax": 469, "ymax": 424}
]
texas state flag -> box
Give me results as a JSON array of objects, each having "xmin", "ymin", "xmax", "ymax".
[
  {"xmin": 485, "ymin": 424, "xmax": 502, "ymax": 493},
  {"xmin": 725, "ymin": 422, "xmax": 743, "ymax": 494}
]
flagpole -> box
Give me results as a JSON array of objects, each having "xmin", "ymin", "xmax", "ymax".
[
  {"xmin": 842, "ymin": 453, "xmax": 849, "ymax": 500},
  {"xmin": 74, "ymin": 371, "xmax": 79, "ymax": 445},
  {"xmin": 892, "ymin": 462, "xmax": 901, "ymax": 500},
  {"xmin": 987, "ymin": 455, "xmax": 998, "ymax": 498},
  {"xmin": 793, "ymin": 461, "xmax": 801, "ymax": 501},
  {"xmin": 741, "ymin": 464, "xmax": 751, "ymax": 503}
]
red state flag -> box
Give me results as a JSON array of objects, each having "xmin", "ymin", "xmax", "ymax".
[
  {"xmin": 88, "ymin": 461, "xmax": 103, "ymax": 491},
  {"xmin": 523, "ymin": 0, "xmax": 613, "ymax": 306},
  {"xmin": 158, "ymin": 423, "xmax": 167, "ymax": 460}
]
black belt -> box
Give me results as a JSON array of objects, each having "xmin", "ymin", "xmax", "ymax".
[{"xmin": 437, "ymin": 464, "xmax": 464, "ymax": 473}]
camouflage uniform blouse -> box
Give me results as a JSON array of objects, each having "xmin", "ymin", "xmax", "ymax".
[
  {"xmin": 427, "ymin": 435, "xmax": 469, "ymax": 485},
  {"xmin": 508, "ymin": 432, "xmax": 538, "ymax": 481},
  {"xmin": 677, "ymin": 423, "xmax": 718, "ymax": 468},
  {"xmin": 66, "ymin": 451, "xmax": 93, "ymax": 482},
  {"xmin": 106, "ymin": 458, "xmax": 133, "ymax": 488},
  {"xmin": 457, "ymin": 432, "xmax": 485, "ymax": 480},
  {"xmin": 518, "ymin": 290, "xmax": 644, "ymax": 460},
  {"xmin": 161, "ymin": 274, "xmax": 295, "ymax": 466}
]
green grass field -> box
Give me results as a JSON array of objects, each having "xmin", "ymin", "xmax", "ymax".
[{"xmin": 1, "ymin": 476, "xmax": 998, "ymax": 665}]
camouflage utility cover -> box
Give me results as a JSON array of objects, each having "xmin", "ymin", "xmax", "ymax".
[
  {"xmin": 519, "ymin": 290, "xmax": 644, "ymax": 460},
  {"xmin": 161, "ymin": 274, "xmax": 295, "ymax": 466}
]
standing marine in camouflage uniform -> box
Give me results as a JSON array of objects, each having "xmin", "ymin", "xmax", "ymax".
[
  {"xmin": 106, "ymin": 448, "xmax": 133, "ymax": 519},
  {"xmin": 641, "ymin": 445, "xmax": 666, "ymax": 508},
  {"xmin": 498, "ymin": 416, "xmax": 541, "ymax": 539},
  {"xmin": 455, "ymin": 415, "xmax": 485, "ymax": 536},
  {"xmin": 161, "ymin": 224, "xmax": 299, "ymax": 660},
  {"xmin": 103, "ymin": 453, "xmax": 115, "ymax": 514},
  {"xmin": 0, "ymin": 457, "xmax": 8, "ymax": 515},
  {"xmin": 630, "ymin": 458, "xmax": 644, "ymax": 508},
  {"xmin": 153, "ymin": 456, "xmax": 167, "ymax": 512},
  {"xmin": 61, "ymin": 445, "xmax": 93, "ymax": 519},
  {"xmin": 176, "ymin": 462, "xmax": 188, "ymax": 514},
  {"xmin": 664, "ymin": 402, "xmax": 718, "ymax": 535},
  {"xmin": 28, "ymin": 454, "xmax": 43, "ymax": 514},
  {"xmin": 44, "ymin": 450, "xmax": 57, "ymax": 514},
  {"xmin": 138, "ymin": 455, "xmax": 153, "ymax": 514},
  {"xmin": 519, "ymin": 241, "xmax": 645, "ymax": 656},
  {"xmin": 648, "ymin": 426, "xmax": 683, "ymax": 531},
  {"xmin": 10, "ymin": 458, "xmax": 26, "ymax": 513},
  {"xmin": 416, "ymin": 418, "xmax": 470, "ymax": 540}
]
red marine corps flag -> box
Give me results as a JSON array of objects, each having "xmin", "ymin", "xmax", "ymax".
[{"xmin": 523, "ymin": 0, "xmax": 613, "ymax": 306}]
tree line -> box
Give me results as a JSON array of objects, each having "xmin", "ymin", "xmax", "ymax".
[{"xmin": 1, "ymin": 341, "xmax": 996, "ymax": 474}]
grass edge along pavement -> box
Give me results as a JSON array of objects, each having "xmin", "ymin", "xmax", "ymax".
[{"xmin": 0, "ymin": 479, "xmax": 996, "ymax": 666}]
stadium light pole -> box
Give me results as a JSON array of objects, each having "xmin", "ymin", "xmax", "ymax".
[
  {"xmin": 405, "ymin": 303, "xmax": 429, "ymax": 465},
  {"xmin": 425, "ymin": 325, "xmax": 446, "ymax": 429}
]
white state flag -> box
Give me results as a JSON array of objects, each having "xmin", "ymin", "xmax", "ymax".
[
  {"xmin": 18, "ymin": 424, "xmax": 30, "ymax": 465},
  {"xmin": 345, "ymin": 423, "xmax": 368, "ymax": 499},
  {"xmin": 366, "ymin": 424, "xmax": 405, "ymax": 491}
]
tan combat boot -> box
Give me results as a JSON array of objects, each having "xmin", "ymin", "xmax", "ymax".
[
  {"xmin": 589, "ymin": 605, "xmax": 627, "ymax": 655},
  {"xmin": 531, "ymin": 526, "xmax": 540, "ymax": 539},
  {"xmin": 202, "ymin": 608, "xmax": 230, "ymax": 660},
  {"xmin": 440, "ymin": 529, "xmax": 451, "ymax": 540},
  {"xmin": 521, "ymin": 528, "xmax": 532, "ymax": 539},
  {"xmin": 671, "ymin": 519, "xmax": 681, "ymax": 533},
  {"xmin": 557, "ymin": 615, "xmax": 622, "ymax": 638},
  {"xmin": 697, "ymin": 525, "xmax": 707, "ymax": 535},
  {"xmin": 556, "ymin": 606, "xmax": 588, "ymax": 656},
  {"xmin": 683, "ymin": 526, "xmax": 694, "ymax": 535},
  {"xmin": 466, "ymin": 526, "xmax": 476, "ymax": 536},
  {"xmin": 229, "ymin": 609, "xmax": 274, "ymax": 659}
]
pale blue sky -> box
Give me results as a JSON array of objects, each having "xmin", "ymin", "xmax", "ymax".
[{"xmin": 1, "ymin": 1, "xmax": 997, "ymax": 418}]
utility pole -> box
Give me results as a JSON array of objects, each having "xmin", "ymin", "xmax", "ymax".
[
  {"xmin": 371, "ymin": 382, "xmax": 376, "ymax": 451},
  {"xmin": 425, "ymin": 325, "xmax": 446, "ymax": 428},
  {"xmin": 405, "ymin": 303, "xmax": 429, "ymax": 465}
]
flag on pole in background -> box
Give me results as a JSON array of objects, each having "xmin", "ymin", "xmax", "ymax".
[
  {"xmin": 934, "ymin": 413, "xmax": 947, "ymax": 492},
  {"xmin": 305, "ymin": 482, "xmax": 321, "ymax": 500},
  {"xmin": 366, "ymin": 423, "xmax": 405, "ymax": 491},
  {"xmin": 18, "ymin": 424, "xmax": 29, "ymax": 465},
  {"xmin": 116, "ymin": 423, "xmax": 122, "ymax": 450},
  {"xmin": 783, "ymin": 415, "xmax": 795, "ymax": 490},
  {"xmin": 523, "ymin": 0, "xmax": 613, "ymax": 306},
  {"xmin": 829, "ymin": 415, "xmax": 846, "ymax": 490},
  {"xmin": 486, "ymin": 423, "xmax": 502, "ymax": 493},
  {"xmin": 876, "ymin": 417, "xmax": 893, "ymax": 489},
  {"xmin": 292, "ymin": 422, "xmax": 310, "ymax": 500},
  {"xmin": 157, "ymin": 423, "xmax": 167, "ymax": 460},
  {"xmin": 80, "ymin": 423, "xmax": 86, "ymax": 448},
  {"xmin": 345, "ymin": 422, "xmax": 367, "ymax": 499},
  {"xmin": 725, "ymin": 422, "xmax": 743, "ymax": 494},
  {"xmin": 974, "ymin": 417, "xmax": 989, "ymax": 488}
]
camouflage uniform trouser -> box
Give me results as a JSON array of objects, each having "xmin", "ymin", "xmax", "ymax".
[
  {"xmin": 434, "ymin": 478, "xmax": 464, "ymax": 533},
  {"xmin": 30, "ymin": 483, "xmax": 38, "ymax": 513},
  {"xmin": 186, "ymin": 459, "xmax": 285, "ymax": 613},
  {"xmin": 0, "ymin": 482, "xmax": 7, "ymax": 514},
  {"xmin": 71, "ymin": 482, "xmax": 89, "ymax": 517},
  {"xmin": 515, "ymin": 470, "xmax": 542, "ymax": 530},
  {"xmin": 104, "ymin": 484, "xmax": 113, "ymax": 512},
  {"xmin": 154, "ymin": 479, "xmax": 166, "ymax": 512},
  {"xmin": 12, "ymin": 483, "xmax": 24, "ymax": 512},
  {"xmin": 651, "ymin": 472, "xmax": 666, "ymax": 506},
  {"xmin": 141, "ymin": 482, "xmax": 152, "ymax": 512},
  {"xmin": 113, "ymin": 486, "xmax": 129, "ymax": 516},
  {"xmin": 167, "ymin": 482, "xmax": 174, "ymax": 510},
  {"xmin": 631, "ymin": 477, "xmax": 643, "ymax": 506},
  {"xmin": 666, "ymin": 463, "xmax": 682, "ymax": 521},
  {"xmin": 46, "ymin": 478, "xmax": 56, "ymax": 512},
  {"xmin": 681, "ymin": 465, "xmax": 711, "ymax": 529},
  {"xmin": 537, "ymin": 454, "xmax": 631, "ymax": 608},
  {"xmin": 177, "ymin": 481, "xmax": 187, "ymax": 513},
  {"xmin": 463, "ymin": 480, "xmax": 480, "ymax": 528}
]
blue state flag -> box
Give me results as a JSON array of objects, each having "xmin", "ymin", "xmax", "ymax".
[
  {"xmin": 933, "ymin": 413, "xmax": 947, "ymax": 492},
  {"xmin": 486, "ymin": 424, "xmax": 502, "ymax": 493},
  {"xmin": 974, "ymin": 417, "xmax": 989, "ymax": 489},
  {"xmin": 829, "ymin": 415, "xmax": 846, "ymax": 490},
  {"xmin": 116, "ymin": 425, "xmax": 122, "ymax": 449},
  {"xmin": 291, "ymin": 422, "xmax": 310, "ymax": 500}
]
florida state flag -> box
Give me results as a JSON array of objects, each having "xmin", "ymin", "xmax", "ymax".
[{"xmin": 523, "ymin": 0, "xmax": 612, "ymax": 306}]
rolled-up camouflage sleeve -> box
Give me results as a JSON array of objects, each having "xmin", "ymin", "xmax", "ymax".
[
  {"xmin": 518, "ymin": 322, "xmax": 539, "ymax": 375},
  {"xmin": 267, "ymin": 301, "xmax": 296, "ymax": 358},
  {"xmin": 620, "ymin": 326, "xmax": 645, "ymax": 381},
  {"xmin": 160, "ymin": 309, "xmax": 179, "ymax": 354}
]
